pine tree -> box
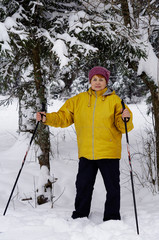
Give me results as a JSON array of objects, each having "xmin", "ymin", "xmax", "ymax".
[{"xmin": 0, "ymin": 0, "xmax": 98, "ymax": 204}]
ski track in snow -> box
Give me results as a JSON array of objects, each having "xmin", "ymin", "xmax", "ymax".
[{"xmin": 0, "ymin": 98, "xmax": 159, "ymax": 240}]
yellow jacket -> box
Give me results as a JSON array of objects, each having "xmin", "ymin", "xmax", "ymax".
[{"xmin": 44, "ymin": 88, "xmax": 134, "ymax": 160}]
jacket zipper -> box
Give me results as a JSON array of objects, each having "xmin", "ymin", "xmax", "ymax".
[{"xmin": 92, "ymin": 92, "xmax": 97, "ymax": 160}]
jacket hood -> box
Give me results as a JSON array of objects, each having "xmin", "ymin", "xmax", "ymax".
[
  {"xmin": 103, "ymin": 88, "xmax": 114, "ymax": 96},
  {"xmin": 87, "ymin": 87, "xmax": 115, "ymax": 107}
]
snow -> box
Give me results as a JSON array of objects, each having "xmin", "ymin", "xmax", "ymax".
[
  {"xmin": 58, "ymin": 80, "xmax": 65, "ymax": 88},
  {"xmin": 52, "ymin": 39, "xmax": 69, "ymax": 69},
  {"xmin": 0, "ymin": 22, "xmax": 11, "ymax": 52},
  {"xmin": 137, "ymin": 15, "xmax": 159, "ymax": 85},
  {"xmin": 137, "ymin": 42, "xmax": 158, "ymax": 85},
  {"xmin": 0, "ymin": 96, "xmax": 159, "ymax": 240},
  {"xmin": 4, "ymin": 17, "xmax": 17, "ymax": 29},
  {"xmin": 0, "ymin": 11, "xmax": 27, "ymax": 52},
  {"xmin": 69, "ymin": 11, "xmax": 89, "ymax": 33}
]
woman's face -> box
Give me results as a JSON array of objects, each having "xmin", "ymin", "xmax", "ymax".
[{"xmin": 91, "ymin": 74, "xmax": 107, "ymax": 91}]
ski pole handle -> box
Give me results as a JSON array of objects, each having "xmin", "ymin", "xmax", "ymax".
[
  {"xmin": 121, "ymin": 99, "xmax": 129, "ymax": 143},
  {"xmin": 41, "ymin": 102, "xmax": 46, "ymax": 112},
  {"xmin": 121, "ymin": 99, "xmax": 126, "ymax": 111},
  {"xmin": 40, "ymin": 102, "xmax": 46, "ymax": 122},
  {"xmin": 121, "ymin": 99, "xmax": 130, "ymax": 122}
]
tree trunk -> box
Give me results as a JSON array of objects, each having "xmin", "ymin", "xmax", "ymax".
[
  {"xmin": 32, "ymin": 43, "xmax": 51, "ymax": 204},
  {"xmin": 129, "ymin": 60, "xmax": 159, "ymax": 189},
  {"xmin": 140, "ymin": 73, "xmax": 159, "ymax": 189},
  {"xmin": 120, "ymin": 0, "xmax": 132, "ymax": 27}
]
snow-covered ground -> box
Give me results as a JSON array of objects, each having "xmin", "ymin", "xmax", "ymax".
[{"xmin": 0, "ymin": 96, "xmax": 159, "ymax": 240}]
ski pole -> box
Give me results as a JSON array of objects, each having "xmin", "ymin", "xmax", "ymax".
[
  {"xmin": 3, "ymin": 103, "xmax": 45, "ymax": 216},
  {"xmin": 121, "ymin": 99, "xmax": 139, "ymax": 235}
]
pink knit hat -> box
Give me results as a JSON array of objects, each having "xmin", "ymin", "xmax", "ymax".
[{"xmin": 88, "ymin": 66, "xmax": 110, "ymax": 83}]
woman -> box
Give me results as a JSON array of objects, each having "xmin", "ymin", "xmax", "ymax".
[{"xmin": 36, "ymin": 66, "xmax": 133, "ymax": 221}]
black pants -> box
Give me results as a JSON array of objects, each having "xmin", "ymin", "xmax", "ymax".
[{"xmin": 72, "ymin": 157, "xmax": 121, "ymax": 221}]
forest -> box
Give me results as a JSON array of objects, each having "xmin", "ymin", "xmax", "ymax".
[{"xmin": 0, "ymin": 0, "xmax": 159, "ymax": 215}]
